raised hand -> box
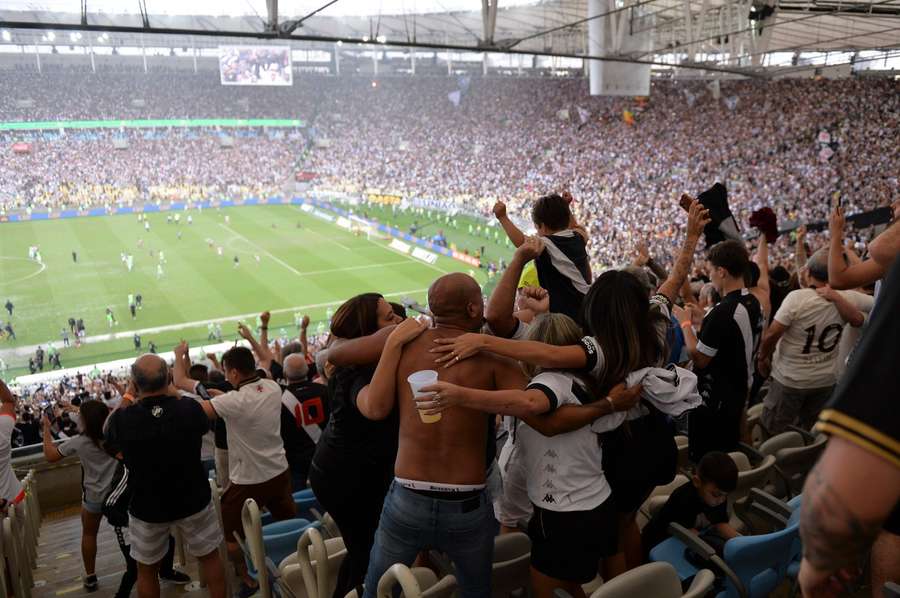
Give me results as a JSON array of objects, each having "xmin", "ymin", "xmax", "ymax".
[
  {"xmin": 687, "ymin": 199, "xmax": 712, "ymax": 239},
  {"xmin": 174, "ymin": 340, "xmax": 189, "ymax": 358},
  {"xmin": 301, "ymin": 315, "xmax": 310, "ymax": 329},
  {"xmin": 829, "ymin": 206, "xmax": 845, "ymax": 238},
  {"xmin": 260, "ymin": 311, "xmax": 271, "ymax": 327},
  {"xmin": 492, "ymin": 200, "xmax": 508, "ymax": 220}
]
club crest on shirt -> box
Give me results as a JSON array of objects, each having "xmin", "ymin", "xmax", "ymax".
[{"xmin": 151, "ymin": 406, "xmax": 163, "ymax": 418}]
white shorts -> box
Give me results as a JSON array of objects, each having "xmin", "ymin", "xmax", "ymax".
[{"xmin": 129, "ymin": 500, "xmax": 223, "ymax": 565}]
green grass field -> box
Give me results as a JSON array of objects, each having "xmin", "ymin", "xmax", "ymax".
[{"xmin": 0, "ymin": 203, "xmax": 513, "ymax": 380}]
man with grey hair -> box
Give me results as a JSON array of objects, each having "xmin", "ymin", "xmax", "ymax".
[
  {"xmin": 756, "ymin": 248, "xmax": 869, "ymax": 435},
  {"xmin": 280, "ymin": 352, "xmax": 329, "ymax": 491},
  {"xmin": 104, "ymin": 354, "xmax": 225, "ymax": 598}
]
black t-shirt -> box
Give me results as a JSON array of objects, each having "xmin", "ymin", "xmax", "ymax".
[
  {"xmin": 535, "ymin": 230, "xmax": 590, "ymax": 323},
  {"xmin": 280, "ymin": 381, "xmax": 330, "ymax": 471},
  {"xmin": 695, "ymin": 289, "xmax": 763, "ymax": 412},
  {"xmin": 312, "ymin": 365, "xmax": 398, "ymax": 475},
  {"xmin": 105, "ymin": 394, "xmax": 211, "ymax": 523},
  {"xmin": 817, "ymin": 256, "xmax": 900, "ymax": 470},
  {"xmin": 641, "ymin": 482, "xmax": 729, "ymax": 551}
]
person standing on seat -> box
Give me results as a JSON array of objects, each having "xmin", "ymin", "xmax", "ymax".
[
  {"xmin": 681, "ymin": 240, "xmax": 763, "ymax": 461},
  {"xmin": 756, "ymin": 248, "xmax": 866, "ymax": 435},
  {"xmin": 358, "ymin": 273, "xmax": 529, "ymax": 598},
  {"xmin": 173, "ymin": 343, "xmax": 295, "ymax": 596},
  {"xmin": 105, "ymin": 354, "xmax": 225, "ymax": 598}
]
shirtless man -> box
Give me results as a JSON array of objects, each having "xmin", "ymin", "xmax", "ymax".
[{"xmin": 356, "ymin": 273, "xmax": 529, "ymax": 598}]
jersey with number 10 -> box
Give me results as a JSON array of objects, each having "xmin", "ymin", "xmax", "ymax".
[{"xmin": 772, "ymin": 288, "xmax": 869, "ymax": 388}]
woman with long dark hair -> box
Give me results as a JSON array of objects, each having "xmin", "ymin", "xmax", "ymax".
[
  {"xmin": 308, "ymin": 293, "xmax": 403, "ymax": 598},
  {"xmin": 42, "ymin": 400, "xmax": 118, "ymax": 591}
]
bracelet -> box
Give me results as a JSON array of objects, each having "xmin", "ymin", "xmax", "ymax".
[{"xmin": 604, "ymin": 396, "xmax": 616, "ymax": 412}]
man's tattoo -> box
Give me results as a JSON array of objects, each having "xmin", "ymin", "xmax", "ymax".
[{"xmin": 800, "ymin": 465, "xmax": 882, "ymax": 571}]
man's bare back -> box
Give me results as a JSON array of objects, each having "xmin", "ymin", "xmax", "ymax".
[{"xmin": 394, "ymin": 326, "xmax": 520, "ymax": 485}]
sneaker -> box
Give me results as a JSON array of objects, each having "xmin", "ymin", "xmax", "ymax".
[
  {"xmin": 83, "ymin": 574, "xmax": 98, "ymax": 592},
  {"xmin": 236, "ymin": 582, "xmax": 259, "ymax": 598},
  {"xmin": 160, "ymin": 569, "xmax": 192, "ymax": 584}
]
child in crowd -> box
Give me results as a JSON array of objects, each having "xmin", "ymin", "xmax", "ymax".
[
  {"xmin": 641, "ymin": 451, "xmax": 740, "ymax": 557},
  {"xmin": 493, "ymin": 193, "xmax": 590, "ymax": 323}
]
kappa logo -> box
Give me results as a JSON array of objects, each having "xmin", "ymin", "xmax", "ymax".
[
  {"xmin": 542, "ymin": 494, "xmax": 556, "ymax": 504},
  {"xmin": 544, "ymin": 449, "xmax": 559, "ymax": 459},
  {"xmin": 544, "ymin": 464, "xmax": 557, "ymax": 474},
  {"xmin": 543, "ymin": 479, "xmax": 556, "ymax": 489}
]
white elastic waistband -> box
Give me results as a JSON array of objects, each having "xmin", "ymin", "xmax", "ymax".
[{"xmin": 395, "ymin": 477, "xmax": 486, "ymax": 492}]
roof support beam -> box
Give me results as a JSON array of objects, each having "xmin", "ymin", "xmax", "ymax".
[
  {"xmin": 266, "ymin": 0, "xmax": 278, "ymax": 33},
  {"xmin": 482, "ymin": 0, "xmax": 498, "ymax": 46}
]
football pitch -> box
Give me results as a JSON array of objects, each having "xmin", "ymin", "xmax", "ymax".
[{"xmin": 0, "ymin": 204, "xmax": 511, "ymax": 379}]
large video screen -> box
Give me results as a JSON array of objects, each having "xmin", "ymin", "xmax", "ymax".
[{"xmin": 219, "ymin": 46, "xmax": 293, "ymax": 86}]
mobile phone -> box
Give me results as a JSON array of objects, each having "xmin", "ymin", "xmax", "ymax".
[
  {"xmin": 679, "ymin": 194, "xmax": 694, "ymax": 212},
  {"xmin": 832, "ymin": 191, "xmax": 842, "ymax": 208}
]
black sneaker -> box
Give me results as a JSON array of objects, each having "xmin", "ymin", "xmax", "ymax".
[
  {"xmin": 160, "ymin": 570, "xmax": 192, "ymax": 584},
  {"xmin": 83, "ymin": 575, "xmax": 99, "ymax": 592}
]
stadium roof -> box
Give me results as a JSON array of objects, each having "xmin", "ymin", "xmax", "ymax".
[{"xmin": 1, "ymin": 0, "xmax": 898, "ymax": 75}]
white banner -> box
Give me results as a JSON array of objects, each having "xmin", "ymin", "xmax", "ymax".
[
  {"xmin": 336, "ymin": 216, "xmax": 352, "ymax": 230},
  {"xmin": 390, "ymin": 239, "xmax": 412, "ymax": 254},
  {"xmin": 412, "ymin": 247, "xmax": 438, "ymax": 264}
]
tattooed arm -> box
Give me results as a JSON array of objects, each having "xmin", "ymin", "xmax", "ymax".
[
  {"xmin": 799, "ymin": 435, "xmax": 900, "ymax": 597},
  {"xmin": 656, "ymin": 199, "xmax": 711, "ymax": 303}
]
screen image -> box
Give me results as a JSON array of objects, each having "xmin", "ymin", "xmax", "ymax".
[{"xmin": 219, "ymin": 46, "xmax": 293, "ymax": 86}]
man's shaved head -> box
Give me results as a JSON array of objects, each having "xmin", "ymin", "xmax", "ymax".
[
  {"xmin": 131, "ymin": 354, "xmax": 169, "ymax": 394},
  {"xmin": 428, "ymin": 273, "xmax": 483, "ymax": 328}
]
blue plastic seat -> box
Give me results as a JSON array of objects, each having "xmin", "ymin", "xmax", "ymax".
[
  {"xmin": 650, "ymin": 505, "xmax": 801, "ymax": 598},
  {"xmin": 263, "ymin": 517, "xmax": 310, "ymax": 535},
  {"xmin": 292, "ymin": 488, "xmax": 316, "ymax": 501},
  {"xmin": 293, "ymin": 495, "xmax": 321, "ymax": 521},
  {"xmin": 245, "ymin": 518, "xmax": 316, "ymax": 580}
]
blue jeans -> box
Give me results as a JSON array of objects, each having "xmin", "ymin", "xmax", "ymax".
[{"xmin": 362, "ymin": 482, "xmax": 494, "ymax": 598}]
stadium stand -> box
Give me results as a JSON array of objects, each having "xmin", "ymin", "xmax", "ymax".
[{"xmin": 1, "ymin": 28, "xmax": 898, "ymax": 598}]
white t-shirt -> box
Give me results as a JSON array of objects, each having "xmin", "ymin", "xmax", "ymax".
[
  {"xmin": 772, "ymin": 288, "xmax": 870, "ymax": 389},
  {"xmin": 181, "ymin": 391, "xmax": 216, "ymax": 461},
  {"xmin": 516, "ymin": 371, "xmax": 617, "ymax": 512},
  {"xmin": 210, "ymin": 377, "xmax": 288, "ymax": 485},
  {"xmin": 58, "ymin": 434, "xmax": 118, "ymax": 504},
  {"xmin": 0, "ymin": 414, "xmax": 23, "ymax": 503}
]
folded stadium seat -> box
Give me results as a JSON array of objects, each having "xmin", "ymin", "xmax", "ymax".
[
  {"xmin": 745, "ymin": 403, "xmax": 769, "ymax": 447},
  {"xmin": 758, "ymin": 432, "xmax": 826, "ymax": 499},
  {"xmin": 279, "ymin": 526, "xmax": 347, "ymax": 598},
  {"xmin": 490, "ymin": 532, "xmax": 532, "ymax": 598},
  {"xmin": 675, "ymin": 435, "xmax": 691, "ymax": 472},
  {"xmin": 375, "ymin": 564, "xmax": 457, "ymax": 598},
  {"xmin": 638, "ymin": 474, "xmax": 690, "ymax": 529},
  {"xmin": 293, "ymin": 492, "xmax": 323, "ymax": 521},
  {"xmin": 240, "ymin": 499, "xmax": 317, "ymax": 598},
  {"xmin": 588, "ymin": 562, "xmax": 715, "ymax": 598},
  {"xmin": 425, "ymin": 531, "xmax": 532, "ymax": 598},
  {"xmin": 726, "ymin": 450, "xmax": 777, "ymax": 532},
  {"xmin": 649, "ymin": 490, "xmax": 799, "ymax": 597},
  {"xmin": 208, "ymin": 478, "xmax": 235, "ymax": 595}
]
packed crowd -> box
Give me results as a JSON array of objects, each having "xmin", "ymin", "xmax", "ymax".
[
  {"xmin": 1, "ymin": 68, "xmax": 897, "ymax": 269},
  {"xmin": 2, "ymin": 190, "xmax": 897, "ymax": 598}
]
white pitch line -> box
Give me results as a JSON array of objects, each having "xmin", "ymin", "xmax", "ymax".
[
  {"xmin": 0, "ymin": 256, "xmax": 47, "ymax": 285},
  {"xmin": 0, "ymin": 287, "xmax": 430, "ymax": 358},
  {"xmin": 218, "ymin": 223, "xmax": 303, "ymax": 277},
  {"xmin": 290, "ymin": 206, "xmax": 353, "ymax": 251}
]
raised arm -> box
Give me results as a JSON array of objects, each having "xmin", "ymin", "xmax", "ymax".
[
  {"xmin": 239, "ymin": 322, "xmax": 273, "ymax": 370},
  {"xmin": 299, "ymin": 315, "xmax": 310, "ymax": 356},
  {"xmin": 328, "ymin": 325, "xmax": 396, "ymax": 366},
  {"xmin": 493, "ymin": 201, "xmax": 526, "ymax": 248},
  {"xmin": 751, "ymin": 238, "xmax": 771, "ymax": 320},
  {"xmin": 357, "ymin": 319, "xmax": 428, "ymax": 421},
  {"xmin": 828, "ymin": 207, "xmax": 887, "ymax": 289},
  {"xmin": 41, "ymin": 415, "xmax": 63, "ymax": 463},
  {"xmin": 869, "ymin": 217, "xmax": 900, "ymax": 268},
  {"xmin": 485, "ymin": 237, "xmax": 544, "ymax": 338},
  {"xmin": 657, "ymin": 199, "xmax": 710, "ymax": 303},
  {"xmin": 258, "ymin": 310, "xmax": 271, "ymax": 354},
  {"xmin": 431, "ymin": 333, "xmax": 587, "ymax": 370},
  {"xmin": 173, "ymin": 341, "xmax": 199, "ymax": 393}
]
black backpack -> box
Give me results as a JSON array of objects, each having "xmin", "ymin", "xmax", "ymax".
[{"xmin": 600, "ymin": 400, "xmax": 678, "ymax": 507}]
